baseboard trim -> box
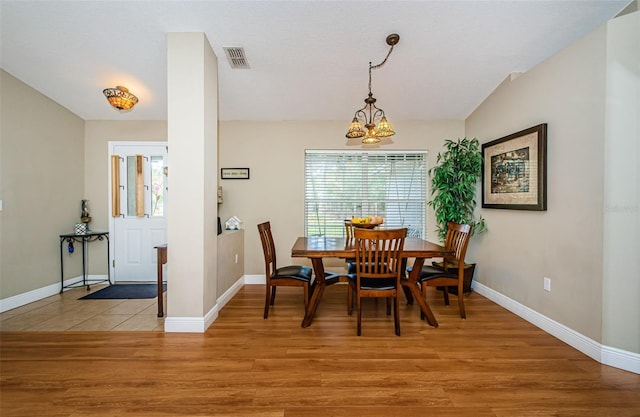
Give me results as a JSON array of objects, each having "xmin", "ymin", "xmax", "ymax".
[
  {"xmin": 164, "ymin": 316, "xmax": 207, "ymax": 333},
  {"xmin": 472, "ymin": 281, "xmax": 639, "ymax": 374},
  {"xmin": 0, "ymin": 275, "xmax": 109, "ymax": 313},
  {"xmin": 243, "ymin": 274, "xmax": 265, "ymax": 285},
  {"xmin": 164, "ymin": 275, "xmax": 247, "ymax": 333},
  {"xmin": 217, "ymin": 277, "xmax": 245, "ymax": 308},
  {"xmin": 601, "ymin": 345, "xmax": 640, "ymax": 374}
]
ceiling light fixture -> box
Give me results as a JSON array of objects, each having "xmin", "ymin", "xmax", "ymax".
[
  {"xmin": 103, "ymin": 86, "xmax": 139, "ymax": 112},
  {"xmin": 345, "ymin": 33, "xmax": 399, "ymax": 144}
]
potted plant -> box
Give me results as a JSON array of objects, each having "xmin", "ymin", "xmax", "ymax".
[{"xmin": 428, "ymin": 137, "xmax": 486, "ymax": 294}]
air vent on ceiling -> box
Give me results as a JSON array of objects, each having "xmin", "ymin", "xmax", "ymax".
[{"xmin": 223, "ymin": 47, "xmax": 250, "ymax": 69}]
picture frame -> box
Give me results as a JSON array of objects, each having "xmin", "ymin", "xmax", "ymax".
[
  {"xmin": 221, "ymin": 168, "xmax": 250, "ymax": 180},
  {"xmin": 482, "ymin": 124, "xmax": 547, "ymax": 211}
]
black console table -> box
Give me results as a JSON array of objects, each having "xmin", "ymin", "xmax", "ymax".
[{"xmin": 59, "ymin": 231, "xmax": 111, "ymax": 293}]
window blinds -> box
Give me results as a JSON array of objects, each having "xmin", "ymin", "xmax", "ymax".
[{"xmin": 304, "ymin": 150, "xmax": 427, "ymax": 238}]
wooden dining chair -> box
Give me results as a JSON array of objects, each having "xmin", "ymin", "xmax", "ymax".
[
  {"xmin": 344, "ymin": 219, "xmax": 356, "ymax": 274},
  {"xmin": 257, "ymin": 221, "xmax": 315, "ymax": 319},
  {"xmin": 345, "ymin": 219, "xmax": 392, "ymax": 315},
  {"xmin": 415, "ymin": 222, "xmax": 472, "ymax": 319},
  {"xmin": 347, "ymin": 227, "xmax": 407, "ymax": 336}
]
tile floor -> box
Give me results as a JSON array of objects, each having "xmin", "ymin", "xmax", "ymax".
[{"xmin": 0, "ymin": 283, "xmax": 166, "ymax": 332}]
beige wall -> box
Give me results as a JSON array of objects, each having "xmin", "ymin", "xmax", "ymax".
[
  {"xmin": 1, "ymin": 69, "xmax": 85, "ymax": 298},
  {"xmin": 466, "ymin": 13, "xmax": 639, "ymax": 353},
  {"xmin": 467, "ymin": 27, "xmax": 607, "ymax": 342},
  {"xmin": 218, "ymin": 120, "xmax": 465, "ymax": 276},
  {"xmin": 217, "ymin": 230, "xmax": 244, "ymax": 295}
]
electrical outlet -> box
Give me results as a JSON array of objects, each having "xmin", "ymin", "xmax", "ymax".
[
  {"xmin": 544, "ymin": 277, "xmax": 551, "ymax": 292},
  {"xmin": 235, "ymin": 254, "xmax": 238, "ymax": 264}
]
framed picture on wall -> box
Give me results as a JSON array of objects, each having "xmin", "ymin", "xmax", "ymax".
[{"xmin": 482, "ymin": 123, "xmax": 547, "ymax": 211}]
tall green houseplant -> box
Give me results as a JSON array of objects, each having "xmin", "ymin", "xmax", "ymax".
[{"xmin": 429, "ymin": 137, "xmax": 486, "ymax": 242}]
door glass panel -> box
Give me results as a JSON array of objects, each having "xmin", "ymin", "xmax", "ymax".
[
  {"xmin": 126, "ymin": 156, "xmax": 137, "ymax": 216},
  {"xmin": 151, "ymin": 156, "xmax": 165, "ymax": 217}
]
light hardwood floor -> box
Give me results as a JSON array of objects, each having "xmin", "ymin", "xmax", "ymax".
[
  {"xmin": 1, "ymin": 284, "xmax": 639, "ymax": 416},
  {"xmin": 0, "ymin": 283, "xmax": 165, "ymax": 332}
]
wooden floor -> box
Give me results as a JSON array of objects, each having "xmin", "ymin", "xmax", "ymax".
[{"xmin": 1, "ymin": 284, "xmax": 639, "ymax": 416}]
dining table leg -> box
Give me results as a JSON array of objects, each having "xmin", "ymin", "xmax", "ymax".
[
  {"xmin": 301, "ymin": 258, "xmax": 326, "ymax": 328},
  {"xmin": 400, "ymin": 258, "xmax": 414, "ymax": 304},
  {"xmin": 404, "ymin": 257, "xmax": 439, "ymax": 328}
]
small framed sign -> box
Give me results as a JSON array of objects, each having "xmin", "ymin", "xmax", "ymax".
[{"xmin": 221, "ymin": 168, "xmax": 250, "ymax": 180}]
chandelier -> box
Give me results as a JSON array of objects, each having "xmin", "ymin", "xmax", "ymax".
[
  {"xmin": 345, "ymin": 34, "xmax": 399, "ymax": 144},
  {"xmin": 103, "ymin": 86, "xmax": 139, "ymax": 112}
]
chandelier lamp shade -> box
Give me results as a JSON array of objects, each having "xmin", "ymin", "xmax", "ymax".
[
  {"xmin": 345, "ymin": 33, "xmax": 399, "ymax": 144},
  {"xmin": 103, "ymin": 86, "xmax": 139, "ymax": 112}
]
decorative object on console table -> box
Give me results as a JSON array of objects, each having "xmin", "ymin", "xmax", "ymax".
[
  {"xmin": 80, "ymin": 199, "xmax": 91, "ymax": 230},
  {"xmin": 481, "ymin": 123, "xmax": 547, "ymax": 211},
  {"xmin": 225, "ymin": 216, "xmax": 242, "ymax": 230},
  {"xmin": 74, "ymin": 223, "xmax": 87, "ymax": 235}
]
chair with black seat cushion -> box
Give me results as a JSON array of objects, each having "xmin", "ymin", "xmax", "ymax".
[
  {"xmin": 344, "ymin": 220, "xmax": 356, "ymax": 274},
  {"xmin": 345, "ymin": 219, "xmax": 392, "ymax": 315},
  {"xmin": 347, "ymin": 227, "xmax": 407, "ymax": 336},
  {"xmin": 344, "ymin": 219, "xmax": 359, "ymax": 313},
  {"xmin": 416, "ymin": 222, "xmax": 472, "ymax": 319},
  {"xmin": 257, "ymin": 221, "xmax": 314, "ymax": 319}
]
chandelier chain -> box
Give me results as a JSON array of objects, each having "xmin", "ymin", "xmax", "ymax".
[{"xmin": 368, "ymin": 43, "xmax": 396, "ymax": 94}]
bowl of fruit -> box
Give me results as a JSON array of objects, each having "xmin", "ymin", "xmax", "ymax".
[{"xmin": 350, "ymin": 216, "xmax": 384, "ymax": 229}]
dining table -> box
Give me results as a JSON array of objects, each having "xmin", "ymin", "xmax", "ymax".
[{"xmin": 291, "ymin": 235, "xmax": 453, "ymax": 328}]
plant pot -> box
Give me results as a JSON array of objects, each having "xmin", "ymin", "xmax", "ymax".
[{"xmin": 433, "ymin": 261, "xmax": 476, "ymax": 295}]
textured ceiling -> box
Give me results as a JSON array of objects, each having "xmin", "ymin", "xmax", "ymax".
[{"xmin": 0, "ymin": 0, "xmax": 631, "ymax": 121}]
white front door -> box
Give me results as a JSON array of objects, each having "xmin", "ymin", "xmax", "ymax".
[{"xmin": 109, "ymin": 143, "xmax": 168, "ymax": 282}]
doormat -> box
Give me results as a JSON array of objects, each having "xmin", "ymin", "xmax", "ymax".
[{"xmin": 79, "ymin": 284, "xmax": 166, "ymax": 300}]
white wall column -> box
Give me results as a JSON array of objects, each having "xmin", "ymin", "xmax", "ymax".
[
  {"xmin": 602, "ymin": 12, "xmax": 640, "ymax": 360},
  {"xmin": 165, "ymin": 32, "xmax": 219, "ymax": 332}
]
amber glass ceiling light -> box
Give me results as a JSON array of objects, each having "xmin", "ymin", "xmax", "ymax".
[
  {"xmin": 346, "ymin": 34, "xmax": 399, "ymax": 144},
  {"xmin": 103, "ymin": 86, "xmax": 138, "ymax": 112}
]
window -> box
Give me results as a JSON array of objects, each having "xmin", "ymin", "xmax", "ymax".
[
  {"xmin": 150, "ymin": 156, "xmax": 165, "ymax": 216},
  {"xmin": 305, "ymin": 150, "xmax": 427, "ymax": 238},
  {"xmin": 123, "ymin": 154, "xmax": 166, "ymax": 217}
]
